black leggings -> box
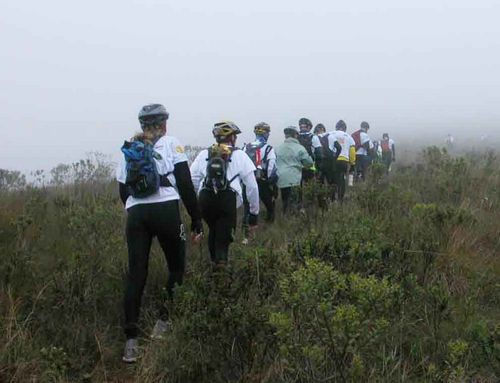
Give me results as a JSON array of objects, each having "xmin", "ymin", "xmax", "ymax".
[
  {"xmin": 199, "ymin": 189, "xmax": 237, "ymax": 264},
  {"xmin": 124, "ymin": 200, "xmax": 185, "ymax": 338},
  {"xmin": 333, "ymin": 160, "xmax": 349, "ymax": 201}
]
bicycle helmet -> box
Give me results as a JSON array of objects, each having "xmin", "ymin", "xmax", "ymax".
[{"xmin": 138, "ymin": 104, "xmax": 169, "ymax": 129}]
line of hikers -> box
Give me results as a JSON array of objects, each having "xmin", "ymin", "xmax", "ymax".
[{"xmin": 116, "ymin": 104, "xmax": 396, "ymax": 362}]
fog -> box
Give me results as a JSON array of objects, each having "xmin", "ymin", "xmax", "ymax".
[{"xmin": 1, "ymin": 0, "xmax": 499, "ymax": 172}]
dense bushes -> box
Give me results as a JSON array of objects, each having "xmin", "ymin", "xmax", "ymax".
[{"xmin": 0, "ymin": 148, "xmax": 499, "ymax": 382}]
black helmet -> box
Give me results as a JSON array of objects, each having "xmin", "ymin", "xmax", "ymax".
[
  {"xmin": 138, "ymin": 104, "xmax": 169, "ymax": 129},
  {"xmin": 298, "ymin": 117, "xmax": 312, "ymax": 128},
  {"xmin": 360, "ymin": 121, "xmax": 370, "ymax": 131},
  {"xmin": 313, "ymin": 123, "xmax": 326, "ymax": 134},
  {"xmin": 212, "ymin": 121, "xmax": 242, "ymax": 139},
  {"xmin": 336, "ymin": 120, "xmax": 347, "ymax": 131}
]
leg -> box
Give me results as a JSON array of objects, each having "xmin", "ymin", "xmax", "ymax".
[
  {"xmin": 336, "ymin": 161, "xmax": 348, "ymax": 201},
  {"xmin": 152, "ymin": 201, "xmax": 186, "ymax": 299},
  {"xmin": 258, "ymin": 179, "xmax": 275, "ymax": 222},
  {"xmin": 213, "ymin": 190, "xmax": 237, "ymax": 263},
  {"xmin": 241, "ymin": 184, "xmax": 250, "ymax": 237},
  {"xmin": 281, "ymin": 187, "xmax": 291, "ymax": 215},
  {"xmin": 199, "ymin": 189, "xmax": 217, "ymax": 262},
  {"xmin": 124, "ymin": 205, "xmax": 153, "ymax": 339}
]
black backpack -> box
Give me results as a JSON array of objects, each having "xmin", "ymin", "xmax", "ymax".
[
  {"xmin": 319, "ymin": 134, "xmax": 335, "ymax": 161},
  {"xmin": 298, "ymin": 133, "xmax": 314, "ymax": 157},
  {"xmin": 203, "ymin": 144, "xmax": 239, "ymax": 193}
]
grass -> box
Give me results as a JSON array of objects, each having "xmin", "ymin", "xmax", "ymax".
[{"xmin": 0, "ymin": 147, "xmax": 499, "ymax": 382}]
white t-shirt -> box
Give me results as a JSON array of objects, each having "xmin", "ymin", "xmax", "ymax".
[
  {"xmin": 312, "ymin": 133, "xmax": 340, "ymax": 154},
  {"xmin": 331, "ymin": 130, "xmax": 356, "ymax": 161},
  {"xmin": 356, "ymin": 131, "xmax": 374, "ymax": 156},
  {"xmin": 190, "ymin": 148, "xmax": 260, "ymax": 214},
  {"xmin": 116, "ymin": 135, "xmax": 188, "ymax": 209}
]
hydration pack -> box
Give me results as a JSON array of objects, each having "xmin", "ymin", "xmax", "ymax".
[
  {"xmin": 352, "ymin": 130, "xmax": 362, "ymax": 151},
  {"xmin": 381, "ymin": 139, "xmax": 391, "ymax": 153},
  {"xmin": 298, "ymin": 133, "xmax": 314, "ymax": 157},
  {"xmin": 121, "ymin": 139, "xmax": 171, "ymax": 198},
  {"xmin": 245, "ymin": 142, "xmax": 274, "ymax": 181},
  {"xmin": 203, "ymin": 144, "xmax": 239, "ymax": 193}
]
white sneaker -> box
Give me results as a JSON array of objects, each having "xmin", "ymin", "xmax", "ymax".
[
  {"xmin": 241, "ymin": 238, "xmax": 249, "ymax": 245},
  {"xmin": 150, "ymin": 319, "xmax": 171, "ymax": 340},
  {"xmin": 122, "ymin": 338, "xmax": 139, "ymax": 363}
]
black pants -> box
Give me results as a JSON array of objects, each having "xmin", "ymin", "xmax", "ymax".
[
  {"xmin": 333, "ymin": 160, "xmax": 349, "ymax": 201},
  {"xmin": 281, "ymin": 186, "xmax": 301, "ymax": 214},
  {"xmin": 355, "ymin": 155, "xmax": 371, "ymax": 181},
  {"xmin": 199, "ymin": 189, "xmax": 237, "ymax": 264},
  {"xmin": 382, "ymin": 152, "xmax": 392, "ymax": 173},
  {"xmin": 243, "ymin": 179, "xmax": 276, "ymax": 230},
  {"xmin": 124, "ymin": 200, "xmax": 185, "ymax": 339}
]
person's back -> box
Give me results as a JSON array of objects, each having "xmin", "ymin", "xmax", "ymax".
[
  {"xmin": 276, "ymin": 136, "xmax": 313, "ymax": 188},
  {"xmin": 276, "ymin": 126, "xmax": 313, "ymax": 214}
]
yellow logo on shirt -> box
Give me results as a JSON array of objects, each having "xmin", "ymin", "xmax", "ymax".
[{"xmin": 175, "ymin": 146, "xmax": 185, "ymax": 153}]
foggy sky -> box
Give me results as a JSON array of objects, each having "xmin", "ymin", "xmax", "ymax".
[{"xmin": 1, "ymin": 0, "xmax": 499, "ymax": 172}]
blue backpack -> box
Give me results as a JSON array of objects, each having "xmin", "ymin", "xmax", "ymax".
[{"xmin": 121, "ymin": 140, "xmax": 169, "ymax": 198}]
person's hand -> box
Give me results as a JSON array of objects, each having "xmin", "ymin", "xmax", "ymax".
[
  {"xmin": 248, "ymin": 213, "xmax": 258, "ymax": 227},
  {"xmin": 191, "ymin": 219, "xmax": 204, "ymax": 243}
]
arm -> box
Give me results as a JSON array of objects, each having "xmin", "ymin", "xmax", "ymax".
[
  {"xmin": 241, "ymin": 171, "xmax": 260, "ymax": 218},
  {"xmin": 300, "ymin": 147, "xmax": 314, "ymax": 168},
  {"xmin": 174, "ymin": 162, "xmax": 202, "ymax": 232},
  {"xmin": 266, "ymin": 149, "xmax": 277, "ymax": 179},
  {"xmin": 119, "ymin": 183, "xmax": 129, "ymax": 206},
  {"xmin": 189, "ymin": 152, "xmax": 205, "ymax": 194},
  {"xmin": 334, "ymin": 141, "xmax": 342, "ymax": 159},
  {"xmin": 392, "ymin": 144, "xmax": 396, "ymax": 161}
]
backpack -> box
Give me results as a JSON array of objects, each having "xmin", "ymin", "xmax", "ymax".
[
  {"xmin": 245, "ymin": 143, "xmax": 274, "ymax": 181},
  {"xmin": 352, "ymin": 130, "xmax": 362, "ymax": 151},
  {"xmin": 381, "ymin": 139, "xmax": 391, "ymax": 153},
  {"xmin": 319, "ymin": 134, "xmax": 335, "ymax": 161},
  {"xmin": 121, "ymin": 140, "xmax": 171, "ymax": 198},
  {"xmin": 298, "ymin": 133, "xmax": 314, "ymax": 157},
  {"xmin": 203, "ymin": 144, "xmax": 239, "ymax": 193}
]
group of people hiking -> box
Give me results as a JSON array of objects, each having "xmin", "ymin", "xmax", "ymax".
[{"xmin": 116, "ymin": 104, "xmax": 396, "ymax": 362}]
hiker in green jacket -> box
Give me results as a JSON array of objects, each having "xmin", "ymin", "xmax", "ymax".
[{"xmin": 275, "ymin": 126, "xmax": 314, "ymax": 214}]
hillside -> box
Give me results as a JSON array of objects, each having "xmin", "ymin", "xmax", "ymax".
[{"xmin": 1, "ymin": 147, "xmax": 499, "ymax": 382}]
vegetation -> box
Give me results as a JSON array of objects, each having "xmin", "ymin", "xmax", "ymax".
[{"xmin": 0, "ymin": 147, "xmax": 499, "ymax": 382}]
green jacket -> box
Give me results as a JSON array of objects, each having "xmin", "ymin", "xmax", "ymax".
[{"xmin": 275, "ymin": 137, "xmax": 314, "ymax": 188}]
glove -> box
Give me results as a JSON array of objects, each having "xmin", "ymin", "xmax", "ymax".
[
  {"xmin": 248, "ymin": 213, "xmax": 258, "ymax": 227},
  {"xmin": 191, "ymin": 219, "xmax": 203, "ymax": 235},
  {"xmin": 191, "ymin": 219, "xmax": 204, "ymax": 243}
]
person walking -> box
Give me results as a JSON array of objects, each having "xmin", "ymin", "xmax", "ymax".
[
  {"xmin": 351, "ymin": 121, "xmax": 374, "ymax": 181},
  {"xmin": 117, "ymin": 104, "xmax": 203, "ymax": 363},
  {"xmin": 241, "ymin": 122, "xmax": 277, "ymax": 242},
  {"xmin": 190, "ymin": 121, "xmax": 259, "ymax": 267},
  {"xmin": 275, "ymin": 126, "xmax": 314, "ymax": 214},
  {"xmin": 331, "ymin": 120, "xmax": 356, "ymax": 200},
  {"xmin": 379, "ymin": 133, "xmax": 396, "ymax": 173},
  {"xmin": 297, "ymin": 117, "xmax": 315, "ymax": 183}
]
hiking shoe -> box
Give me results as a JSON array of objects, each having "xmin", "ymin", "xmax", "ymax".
[
  {"xmin": 122, "ymin": 338, "xmax": 139, "ymax": 363},
  {"xmin": 150, "ymin": 319, "xmax": 171, "ymax": 340}
]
